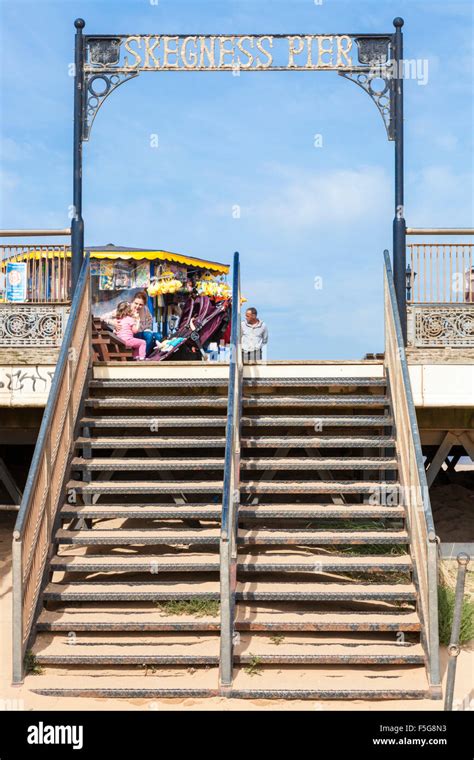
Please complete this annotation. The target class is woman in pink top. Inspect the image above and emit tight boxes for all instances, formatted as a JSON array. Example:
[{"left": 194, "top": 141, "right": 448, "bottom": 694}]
[{"left": 115, "top": 302, "right": 146, "bottom": 360}]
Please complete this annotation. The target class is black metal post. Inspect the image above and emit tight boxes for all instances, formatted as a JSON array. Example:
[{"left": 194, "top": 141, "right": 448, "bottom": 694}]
[
  {"left": 392, "top": 17, "right": 407, "bottom": 342},
  {"left": 71, "top": 18, "right": 85, "bottom": 294}
]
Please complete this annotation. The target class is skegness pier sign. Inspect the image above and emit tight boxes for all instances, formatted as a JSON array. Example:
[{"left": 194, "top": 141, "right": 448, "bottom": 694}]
[{"left": 85, "top": 34, "right": 392, "bottom": 72}]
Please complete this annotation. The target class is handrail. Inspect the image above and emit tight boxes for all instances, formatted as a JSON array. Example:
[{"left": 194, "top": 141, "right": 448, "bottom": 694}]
[
  {"left": 12, "top": 254, "right": 91, "bottom": 683},
  {"left": 219, "top": 251, "right": 242, "bottom": 688},
  {"left": 0, "top": 229, "right": 71, "bottom": 237},
  {"left": 406, "top": 228, "right": 474, "bottom": 236},
  {"left": 383, "top": 249, "right": 440, "bottom": 690}
]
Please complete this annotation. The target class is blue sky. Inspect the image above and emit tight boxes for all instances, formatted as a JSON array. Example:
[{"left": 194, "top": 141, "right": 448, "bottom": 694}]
[{"left": 0, "top": 0, "right": 473, "bottom": 359}]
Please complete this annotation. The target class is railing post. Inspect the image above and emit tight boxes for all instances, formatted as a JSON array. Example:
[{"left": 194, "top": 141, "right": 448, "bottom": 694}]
[
  {"left": 12, "top": 536, "right": 24, "bottom": 684},
  {"left": 428, "top": 538, "right": 441, "bottom": 688},
  {"left": 392, "top": 17, "right": 407, "bottom": 344},
  {"left": 71, "top": 18, "right": 85, "bottom": 294},
  {"left": 219, "top": 251, "right": 241, "bottom": 691},
  {"left": 444, "top": 553, "right": 470, "bottom": 710}
]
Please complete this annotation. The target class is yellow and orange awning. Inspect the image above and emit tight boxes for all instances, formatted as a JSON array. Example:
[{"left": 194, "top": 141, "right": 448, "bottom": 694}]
[{"left": 0, "top": 247, "right": 229, "bottom": 274}]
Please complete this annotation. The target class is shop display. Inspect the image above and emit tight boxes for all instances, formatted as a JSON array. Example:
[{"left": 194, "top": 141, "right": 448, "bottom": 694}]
[{"left": 99, "top": 261, "right": 115, "bottom": 290}]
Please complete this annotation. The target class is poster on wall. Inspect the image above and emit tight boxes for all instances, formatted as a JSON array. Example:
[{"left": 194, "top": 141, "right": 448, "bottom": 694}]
[
  {"left": 6, "top": 262, "right": 27, "bottom": 302},
  {"left": 90, "top": 260, "right": 101, "bottom": 276},
  {"left": 133, "top": 261, "right": 150, "bottom": 289},
  {"left": 99, "top": 261, "right": 115, "bottom": 290},
  {"left": 114, "top": 260, "right": 132, "bottom": 290}
]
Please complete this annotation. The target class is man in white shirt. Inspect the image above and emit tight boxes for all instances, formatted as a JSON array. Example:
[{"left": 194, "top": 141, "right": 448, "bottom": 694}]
[{"left": 241, "top": 307, "right": 268, "bottom": 361}]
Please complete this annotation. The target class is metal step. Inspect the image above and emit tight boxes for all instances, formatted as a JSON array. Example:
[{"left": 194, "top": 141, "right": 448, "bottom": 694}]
[
  {"left": 60, "top": 502, "right": 404, "bottom": 520},
  {"left": 86, "top": 396, "right": 229, "bottom": 408},
  {"left": 55, "top": 527, "right": 221, "bottom": 545},
  {"left": 50, "top": 553, "right": 411, "bottom": 574},
  {"left": 71, "top": 457, "right": 225, "bottom": 471},
  {"left": 76, "top": 436, "right": 227, "bottom": 449},
  {"left": 241, "top": 415, "right": 393, "bottom": 427},
  {"left": 238, "top": 528, "right": 409, "bottom": 544},
  {"left": 89, "top": 377, "right": 386, "bottom": 390},
  {"left": 33, "top": 634, "right": 220, "bottom": 667},
  {"left": 71, "top": 456, "right": 398, "bottom": 472},
  {"left": 235, "top": 582, "right": 416, "bottom": 602},
  {"left": 86, "top": 395, "right": 388, "bottom": 409},
  {"left": 37, "top": 606, "right": 421, "bottom": 633},
  {"left": 242, "top": 396, "right": 389, "bottom": 407},
  {"left": 32, "top": 634, "right": 424, "bottom": 667},
  {"left": 90, "top": 378, "right": 227, "bottom": 389},
  {"left": 81, "top": 416, "right": 228, "bottom": 429},
  {"left": 56, "top": 526, "right": 407, "bottom": 546},
  {"left": 241, "top": 457, "right": 398, "bottom": 470},
  {"left": 61, "top": 504, "right": 222, "bottom": 520},
  {"left": 42, "top": 580, "right": 415, "bottom": 602},
  {"left": 66, "top": 479, "right": 223, "bottom": 495},
  {"left": 43, "top": 580, "right": 221, "bottom": 601},
  {"left": 241, "top": 436, "right": 395, "bottom": 448},
  {"left": 243, "top": 377, "right": 387, "bottom": 387},
  {"left": 37, "top": 605, "right": 223, "bottom": 632},
  {"left": 241, "top": 481, "right": 400, "bottom": 494},
  {"left": 51, "top": 554, "right": 221, "bottom": 573},
  {"left": 239, "top": 504, "right": 405, "bottom": 519},
  {"left": 228, "top": 666, "right": 433, "bottom": 700},
  {"left": 80, "top": 415, "right": 393, "bottom": 429},
  {"left": 235, "top": 608, "right": 422, "bottom": 632}
]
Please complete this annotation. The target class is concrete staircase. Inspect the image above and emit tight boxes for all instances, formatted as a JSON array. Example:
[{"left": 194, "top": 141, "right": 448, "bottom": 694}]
[{"left": 27, "top": 373, "right": 433, "bottom": 700}]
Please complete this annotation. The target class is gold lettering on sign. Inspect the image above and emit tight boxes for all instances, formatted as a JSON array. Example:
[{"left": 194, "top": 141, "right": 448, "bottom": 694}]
[
  {"left": 305, "top": 35, "right": 314, "bottom": 68},
  {"left": 163, "top": 36, "right": 179, "bottom": 68},
  {"left": 336, "top": 35, "right": 352, "bottom": 67},
  {"left": 112, "top": 33, "right": 362, "bottom": 72},
  {"left": 255, "top": 35, "right": 273, "bottom": 68},
  {"left": 199, "top": 36, "right": 216, "bottom": 68},
  {"left": 218, "top": 36, "right": 235, "bottom": 69},
  {"left": 288, "top": 36, "right": 305, "bottom": 67},
  {"left": 124, "top": 36, "right": 142, "bottom": 69},
  {"left": 144, "top": 36, "right": 160, "bottom": 68},
  {"left": 236, "top": 36, "right": 254, "bottom": 68},
  {"left": 182, "top": 36, "right": 198, "bottom": 69},
  {"left": 317, "top": 35, "right": 334, "bottom": 68}
]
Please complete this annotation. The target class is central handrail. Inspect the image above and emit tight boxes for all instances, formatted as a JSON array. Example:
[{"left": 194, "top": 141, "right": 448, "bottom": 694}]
[{"left": 219, "top": 251, "right": 242, "bottom": 688}]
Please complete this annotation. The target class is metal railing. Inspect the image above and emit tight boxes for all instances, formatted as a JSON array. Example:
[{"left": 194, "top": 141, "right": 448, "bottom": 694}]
[
  {"left": 219, "top": 251, "right": 242, "bottom": 688},
  {"left": 1, "top": 245, "right": 71, "bottom": 303},
  {"left": 383, "top": 250, "right": 440, "bottom": 691},
  {"left": 12, "top": 255, "right": 92, "bottom": 683},
  {"left": 444, "top": 553, "right": 470, "bottom": 710},
  {"left": 407, "top": 243, "right": 473, "bottom": 304}
]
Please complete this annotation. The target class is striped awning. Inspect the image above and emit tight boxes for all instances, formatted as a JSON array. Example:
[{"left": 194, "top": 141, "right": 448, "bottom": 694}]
[{"left": 0, "top": 246, "right": 229, "bottom": 274}]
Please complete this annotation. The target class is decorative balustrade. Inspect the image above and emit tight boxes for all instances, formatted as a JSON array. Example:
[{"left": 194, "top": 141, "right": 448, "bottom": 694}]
[
  {"left": 406, "top": 243, "right": 474, "bottom": 348},
  {"left": 0, "top": 304, "right": 70, "bottom": 347}
]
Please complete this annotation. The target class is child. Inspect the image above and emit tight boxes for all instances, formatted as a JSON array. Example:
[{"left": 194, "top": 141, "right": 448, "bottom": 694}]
[{"left": 115, "top": 301, "right": 146, "bottom": 360}]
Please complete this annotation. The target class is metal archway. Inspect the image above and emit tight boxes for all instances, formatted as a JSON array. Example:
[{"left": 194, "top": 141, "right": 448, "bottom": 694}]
[{"left": 71, "top": 18, "right": 407, "bottom": 338}]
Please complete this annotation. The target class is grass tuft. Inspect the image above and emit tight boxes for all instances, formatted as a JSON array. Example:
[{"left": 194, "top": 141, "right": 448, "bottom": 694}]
[
  {"left": 24, "top": 650, "right": 44, "bottom": 675},
  {"left": 156, "top": 598, "right": 220, "bottom": 618},
  {"left": 438, "top": 584, "right": 474, "bottom": 646},
  {"left": 244, "top": 654, "right": 263, "bottom": 676}
]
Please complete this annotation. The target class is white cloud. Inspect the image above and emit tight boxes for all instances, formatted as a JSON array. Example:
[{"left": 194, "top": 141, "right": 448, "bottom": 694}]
[{"left": 247, "top": 164, "right": 392, "bottom": 230}]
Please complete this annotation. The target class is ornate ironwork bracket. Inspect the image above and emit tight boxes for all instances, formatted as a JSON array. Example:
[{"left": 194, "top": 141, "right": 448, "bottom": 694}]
[
  {"left": 338, "top": 35, "right": 394, "bottom": 141},
  {"left": 83, "top": 37, "right": 139, "bottom": 140},
  {"left": 83, "top": 70, "right": 139, "bottom": 141}
]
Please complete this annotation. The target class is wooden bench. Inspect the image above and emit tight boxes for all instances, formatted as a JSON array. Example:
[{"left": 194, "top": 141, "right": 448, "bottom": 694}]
[{"left": 92, "top": 317, "right": 134, "bottom": 362}]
